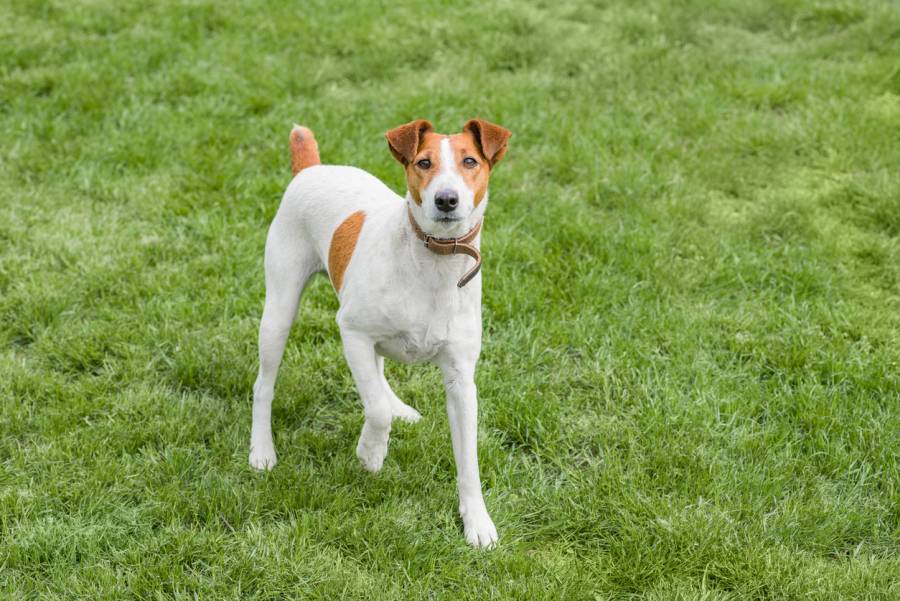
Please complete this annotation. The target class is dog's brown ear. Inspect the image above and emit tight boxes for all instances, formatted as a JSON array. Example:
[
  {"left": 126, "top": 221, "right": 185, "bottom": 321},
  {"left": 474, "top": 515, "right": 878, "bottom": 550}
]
[
  {"left": 464, "top": 119, "right": 512, "bottom": 167},
  {"left": 385, "top": 119, "right": 433, "bottom": 165}
]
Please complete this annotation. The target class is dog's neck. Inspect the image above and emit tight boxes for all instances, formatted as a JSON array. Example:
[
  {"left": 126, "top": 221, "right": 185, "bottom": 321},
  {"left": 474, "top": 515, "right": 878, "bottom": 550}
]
[{"left": 402, "top": 193, "right": 486, "bottom": 289}]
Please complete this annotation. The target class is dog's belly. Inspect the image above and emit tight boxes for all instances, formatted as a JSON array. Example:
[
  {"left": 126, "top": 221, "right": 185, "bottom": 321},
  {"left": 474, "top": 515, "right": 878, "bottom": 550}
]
[{"left": 374, "top": 334, "right": 443, "bottom": 364}]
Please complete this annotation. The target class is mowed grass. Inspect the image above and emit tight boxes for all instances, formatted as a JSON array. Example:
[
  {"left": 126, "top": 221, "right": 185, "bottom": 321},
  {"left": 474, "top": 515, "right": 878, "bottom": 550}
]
[{"left": 1, "top": 0, "right": 899, "bottom": 598}]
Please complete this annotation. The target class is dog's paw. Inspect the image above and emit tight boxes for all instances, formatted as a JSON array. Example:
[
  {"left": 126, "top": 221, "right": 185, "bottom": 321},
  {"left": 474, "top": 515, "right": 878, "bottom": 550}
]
[
  {"left": 461, "top": 503, "right": 498, "bottom": 549},
  {"left": 356, "top": 431, "right": 388, "bottom": 473},
  {"left": 249, "top": 443, "right": 278, "bottom": 471},
  {"left": 391, "top": 399, "right": 422, "bottom": 423}
]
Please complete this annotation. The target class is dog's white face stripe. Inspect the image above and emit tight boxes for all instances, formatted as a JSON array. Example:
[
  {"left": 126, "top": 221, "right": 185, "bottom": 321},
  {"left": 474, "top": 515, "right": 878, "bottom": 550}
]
[
  {"left": 439, "top": 137, "right": 461, "bottom": 182},
  {"left": 419, "top": 137, "right": 477, "bottom": 230}
]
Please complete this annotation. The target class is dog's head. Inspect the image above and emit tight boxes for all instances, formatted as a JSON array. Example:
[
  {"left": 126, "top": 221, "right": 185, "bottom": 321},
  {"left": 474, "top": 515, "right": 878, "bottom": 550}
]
[{"left": 386, "top": 119, "right": 511, "bottom": 236}]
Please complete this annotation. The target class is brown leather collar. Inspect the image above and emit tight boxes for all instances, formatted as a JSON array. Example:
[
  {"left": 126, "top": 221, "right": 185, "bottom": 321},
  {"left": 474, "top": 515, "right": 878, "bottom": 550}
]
[{"left": 407, "top": 207, "right": 482, "bottom": 288}]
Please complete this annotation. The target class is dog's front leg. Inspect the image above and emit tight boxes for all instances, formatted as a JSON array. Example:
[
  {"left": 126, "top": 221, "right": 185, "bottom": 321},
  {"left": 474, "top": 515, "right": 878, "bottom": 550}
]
[
  {"left": 438, "top": 354, "right": 498, "bottom": 548},
  {"left": 341, "top": 330, "right": 392, "bottom": 472}
]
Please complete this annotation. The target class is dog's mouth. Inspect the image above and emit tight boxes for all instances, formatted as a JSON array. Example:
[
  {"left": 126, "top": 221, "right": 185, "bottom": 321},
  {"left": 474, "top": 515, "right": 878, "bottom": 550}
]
[{"left": 435, "top": 216, "right": 463, "bottom": 223}]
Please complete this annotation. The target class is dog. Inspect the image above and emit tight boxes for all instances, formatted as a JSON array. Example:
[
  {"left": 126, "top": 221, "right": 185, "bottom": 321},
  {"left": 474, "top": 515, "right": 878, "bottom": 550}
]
[{"left": 249, "top": 118, "right": 511, "bottom": 547}]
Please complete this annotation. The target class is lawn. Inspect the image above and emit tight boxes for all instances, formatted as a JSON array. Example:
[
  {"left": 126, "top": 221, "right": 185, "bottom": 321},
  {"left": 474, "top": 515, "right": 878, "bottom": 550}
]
[{"left": 1, "top": 0, "right": 899, "bottom": 598}]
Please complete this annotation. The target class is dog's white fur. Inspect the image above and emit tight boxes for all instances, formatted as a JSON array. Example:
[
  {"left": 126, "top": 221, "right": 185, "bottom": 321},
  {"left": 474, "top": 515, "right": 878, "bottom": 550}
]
[{"left": 248, "top": 125, "right": 502, "bottom": 547}]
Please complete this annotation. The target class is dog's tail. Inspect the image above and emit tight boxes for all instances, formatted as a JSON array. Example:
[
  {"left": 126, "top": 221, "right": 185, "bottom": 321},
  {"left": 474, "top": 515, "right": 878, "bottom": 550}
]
[{"left": 290, "top": 125, "right": 321, "bottom": 176}]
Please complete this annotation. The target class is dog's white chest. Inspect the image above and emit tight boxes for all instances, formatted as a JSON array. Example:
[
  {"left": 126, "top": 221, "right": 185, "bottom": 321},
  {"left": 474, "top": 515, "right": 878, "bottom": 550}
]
[
  {"left": 374, "top": 330, "right": 444, "bottom": 363},
  {"left": 370, "top": 301, "right": 455, "bottom": 363},
  {"left": 339, "top": 287, "right": 480, "bottom": 364}
]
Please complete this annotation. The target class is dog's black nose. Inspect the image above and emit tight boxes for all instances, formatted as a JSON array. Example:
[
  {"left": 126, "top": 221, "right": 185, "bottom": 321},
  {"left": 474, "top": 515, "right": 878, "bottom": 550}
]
[{"left": 434, "top": 190, "right": 459, "bottom": 212}]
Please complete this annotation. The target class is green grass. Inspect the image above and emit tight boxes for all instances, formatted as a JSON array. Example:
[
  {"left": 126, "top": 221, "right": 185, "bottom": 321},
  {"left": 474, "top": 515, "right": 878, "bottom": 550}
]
[{"left": 2, "top": 0, "right": 899, "bottom": 598}]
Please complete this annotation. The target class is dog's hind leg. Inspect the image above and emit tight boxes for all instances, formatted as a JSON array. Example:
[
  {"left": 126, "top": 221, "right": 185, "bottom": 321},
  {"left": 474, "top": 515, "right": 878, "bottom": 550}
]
[
  {"left": 340, "top": 330, "right": 405, "bottom": 472},
  {"left": 376, "top": 356, "right": 421, "bottom": 423},
  {"left": 250, "top": 223, "right": 322, "bottom": 471}
]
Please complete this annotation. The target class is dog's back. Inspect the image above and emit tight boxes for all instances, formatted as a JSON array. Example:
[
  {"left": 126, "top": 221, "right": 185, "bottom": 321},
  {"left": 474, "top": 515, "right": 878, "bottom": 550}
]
[{"left": 275, "top": 163, "right": 404, "bottom": 278}]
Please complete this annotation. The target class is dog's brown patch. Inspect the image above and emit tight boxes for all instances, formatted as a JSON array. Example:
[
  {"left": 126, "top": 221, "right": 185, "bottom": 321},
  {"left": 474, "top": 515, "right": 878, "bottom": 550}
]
[
  {"left": 404, "top": 132, "right": 445, "bottom": 205},
  {"left": 386, "top": 120, "right": 447, "bottom": 205},
  {"left": 328, "top": 211, "right": 366, "bottom": 292},
  {"left": 290, "top": 125, "right": 321, "bottom": 176}
]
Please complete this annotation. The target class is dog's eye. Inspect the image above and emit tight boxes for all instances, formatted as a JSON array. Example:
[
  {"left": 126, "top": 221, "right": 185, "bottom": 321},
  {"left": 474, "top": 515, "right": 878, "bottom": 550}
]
[
  {"left": 463, "top": 157, "right": 478, "bottom": 169},
  {"left": 416, "top": 159, "right": 432, "bottom": 170}
]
